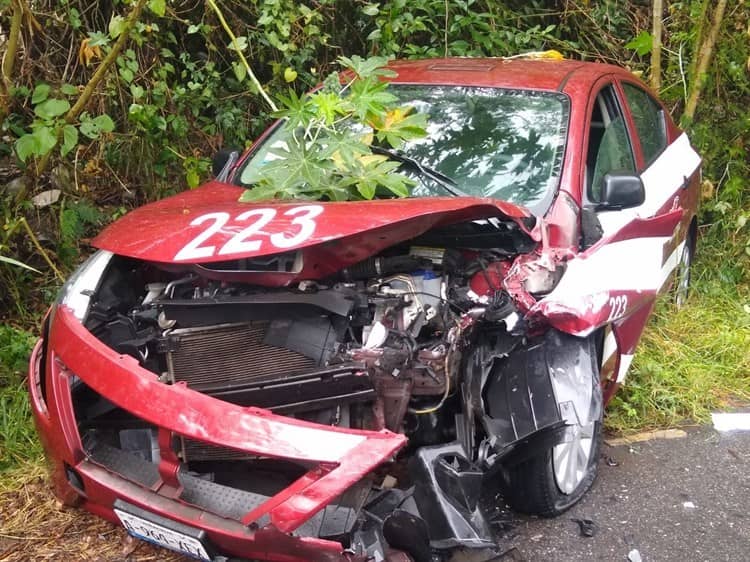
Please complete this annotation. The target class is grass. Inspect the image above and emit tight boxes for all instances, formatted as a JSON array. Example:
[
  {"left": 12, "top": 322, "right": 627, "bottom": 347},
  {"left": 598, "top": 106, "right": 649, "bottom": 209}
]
[{"left": 0, "top": 325, "right": 43, "bottom": 472}]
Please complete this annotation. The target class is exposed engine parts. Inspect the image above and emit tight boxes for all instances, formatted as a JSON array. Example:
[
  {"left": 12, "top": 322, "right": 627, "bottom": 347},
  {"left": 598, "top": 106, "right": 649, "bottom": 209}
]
[{"left": 78, "top": 229, "right": 601, "bottom": 555}]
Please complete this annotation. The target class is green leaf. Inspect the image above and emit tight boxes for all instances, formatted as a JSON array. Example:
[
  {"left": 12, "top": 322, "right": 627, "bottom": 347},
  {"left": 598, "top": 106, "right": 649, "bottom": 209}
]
[
  {"left": 362, "top": 3, "right": 379, "bottom": 16},
  {"left": 87, "top": 31, "right": 110, "bottom": 48},
  {"left": 187, "top": 24, "right": 201, "bottom": 34},
  {"left": 34, "top": 98, "right": 70, "bottom": 120},
  {"left": 92, "top": 114, "right": 115, "bottom": 133},
  {"left": 32, "top": 126, "right": 58, "bottom": 156},
  {"left": 31, "top": 84, "right": 50, "bottom": 105},
  {"left": 337, "top": 55, "right": 396, "bottom": 79},
  {"left": 60, "top": 84, "right": 79, "bottom": 96},
  {"left": 238, "top": 183, "right": 283, "bottom": 202},
  {"left": 14, "top": 134, "right": 38, "bottom": 163},
  {"left": 374, "top": 108, "right": 428, "bottom": 148},
  {"left": 0, "top": 255, "right": 41, "bottom": 273},
  {"left": 625, "top": 31, "right": 653, "bottom": 56},
  {"left": 109, "top": 14, "right": 126, "bottom": 38},
  {"left": 61, "top": 124, "right": 79, "bottom": 157},
  {"left": 232, "top": 61, "right": 247, "bottom": 82},
  {"left": 119, "top": 67, "right": 134, "bottom": 83},
  {"left": 310, "top": 91, "right": 343, "bottom": 125},
  {"left": 130, "top": 84, "right": 145, "bottom": 99},
  {"left": 228, "top": 36, "right": 248, "bottom": 52},
  {"left": 349, "top": 77, "right": 398, "bottom": 121},
  {"left": 148, "top": 0, "right": 166, "bottom": 17},
  {"left": 186, "top": 168, "right": 200, "bottom": 188}
]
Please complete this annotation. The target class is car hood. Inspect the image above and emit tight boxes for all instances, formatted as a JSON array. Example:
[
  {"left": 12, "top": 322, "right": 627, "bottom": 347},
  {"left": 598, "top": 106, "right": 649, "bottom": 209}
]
[{"left": 93, "top": 182, "right": 536, "bottom": 273}]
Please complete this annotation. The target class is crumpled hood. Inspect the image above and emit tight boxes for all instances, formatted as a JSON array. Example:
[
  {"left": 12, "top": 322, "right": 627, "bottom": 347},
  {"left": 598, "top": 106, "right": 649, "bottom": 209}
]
[{"left": 93, "top": 182, "right": 535, "bottom": 275}]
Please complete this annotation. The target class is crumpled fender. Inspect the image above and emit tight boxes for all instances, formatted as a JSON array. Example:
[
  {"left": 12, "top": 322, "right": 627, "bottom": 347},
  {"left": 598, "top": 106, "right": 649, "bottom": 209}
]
[
  {"left": 517, "top": 209, "right": 684, "bottom": 337},
  {"left": 50, "top": 306, "right": 407, "bottom": 533}
]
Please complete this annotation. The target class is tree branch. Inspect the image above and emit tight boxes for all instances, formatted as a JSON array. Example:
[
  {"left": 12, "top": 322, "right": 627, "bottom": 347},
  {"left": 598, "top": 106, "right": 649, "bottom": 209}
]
[
  {"left": 0, "top": 0, "right": 23, "bottom": 122},
  {"left": 206, "top": 0, "right": 277, "bottom": 113},
  {"left": 650, "top": 0, "right": 663, "bottom": 91},
  {"left": 683, "top": 0, "right": 728, "bottom": 123}
]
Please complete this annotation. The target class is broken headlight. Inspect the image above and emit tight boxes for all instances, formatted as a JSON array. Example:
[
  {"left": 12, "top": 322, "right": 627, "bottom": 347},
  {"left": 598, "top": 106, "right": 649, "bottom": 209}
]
[{"left": 55, "top": 250, "right": 113, "bottom": 323}]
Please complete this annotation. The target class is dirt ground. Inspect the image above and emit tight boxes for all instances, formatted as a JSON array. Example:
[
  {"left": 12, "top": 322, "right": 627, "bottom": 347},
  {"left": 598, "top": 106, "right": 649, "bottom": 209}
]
[{"left": 0, "top": 464, "right": 182, "bottom": 562}]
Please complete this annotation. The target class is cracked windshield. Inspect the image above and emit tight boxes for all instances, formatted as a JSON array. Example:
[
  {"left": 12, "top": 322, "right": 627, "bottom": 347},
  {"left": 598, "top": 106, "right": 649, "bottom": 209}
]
[{"left": 239, "top": 86, "right": 569, "bottom": 214}]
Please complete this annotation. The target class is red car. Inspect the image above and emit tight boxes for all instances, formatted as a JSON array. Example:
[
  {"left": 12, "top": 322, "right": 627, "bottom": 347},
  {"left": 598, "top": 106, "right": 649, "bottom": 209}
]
[{"left": 30, "top": 58, "right": 700, "bottom": 562}]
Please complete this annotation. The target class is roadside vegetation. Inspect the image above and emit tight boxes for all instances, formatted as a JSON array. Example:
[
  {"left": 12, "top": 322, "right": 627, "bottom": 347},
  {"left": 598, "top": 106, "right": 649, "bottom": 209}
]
[{"left": 0, "top": 5, "right": 748, "bottom": 547}]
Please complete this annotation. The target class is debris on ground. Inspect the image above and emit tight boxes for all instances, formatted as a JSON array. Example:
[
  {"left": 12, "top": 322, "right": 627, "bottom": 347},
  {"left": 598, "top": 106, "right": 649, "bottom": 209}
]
[
  {"left": 605, "top": 429, "right": 687, "bottom": 447},
  {"left": 627, "top": 548, "right": 643, "bottom": 562},
  {"left": 572, "top": 518, "right": 597, "bottom": 537}
]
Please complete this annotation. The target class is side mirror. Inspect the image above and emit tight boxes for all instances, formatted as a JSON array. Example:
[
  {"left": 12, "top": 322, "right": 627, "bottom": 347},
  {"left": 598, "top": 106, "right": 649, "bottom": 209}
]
[
  {"left": 212, "top": 148, "right": 239, "bottom": 181},
  {"left": 598, "top": 172, "right": 645, "bottom": 210}
]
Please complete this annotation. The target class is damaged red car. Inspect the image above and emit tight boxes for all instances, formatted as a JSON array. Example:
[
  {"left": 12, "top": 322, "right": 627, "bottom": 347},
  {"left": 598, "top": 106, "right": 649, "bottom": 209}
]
[{"left": 29, "top": 58, "right": 701, "bottom": 562}]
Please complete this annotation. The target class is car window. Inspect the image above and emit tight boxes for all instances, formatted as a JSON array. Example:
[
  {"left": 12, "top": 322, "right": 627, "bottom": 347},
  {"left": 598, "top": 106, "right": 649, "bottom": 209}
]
[
  {"left": 237, "top": 86, "right": 570, "bottom": 216},
  {"left": 586, "top": 85, "right": 636, "bottom": 202},
  {"left": 622, "top": 83, "right": 667, "bottom": 165}
]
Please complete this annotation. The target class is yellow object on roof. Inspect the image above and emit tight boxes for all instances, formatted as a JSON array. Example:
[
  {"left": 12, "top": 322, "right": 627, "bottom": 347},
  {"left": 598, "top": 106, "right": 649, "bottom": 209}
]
[{"left": 504, "top": 50, "right": 565, "bottom": 61}]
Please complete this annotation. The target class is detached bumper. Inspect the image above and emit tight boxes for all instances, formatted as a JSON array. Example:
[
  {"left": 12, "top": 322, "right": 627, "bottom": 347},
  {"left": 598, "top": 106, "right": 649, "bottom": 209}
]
[{"left": 29, "top": 307, "right": 407, "bottom": 562}]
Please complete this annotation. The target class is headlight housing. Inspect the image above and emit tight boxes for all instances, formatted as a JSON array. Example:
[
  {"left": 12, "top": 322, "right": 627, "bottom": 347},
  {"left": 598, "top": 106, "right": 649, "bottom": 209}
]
[{"left": 56, "top": 250, "right": 113, "bottom": 323}]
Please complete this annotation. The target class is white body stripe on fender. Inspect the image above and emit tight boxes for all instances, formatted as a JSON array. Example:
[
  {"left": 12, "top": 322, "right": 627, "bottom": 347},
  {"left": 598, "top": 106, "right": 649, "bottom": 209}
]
[
  {"left": 616, "top": 354, "right": 635, "bottom": 383},
  {"left": 598, "top": 133, "right": 701, "bottom": 236}
]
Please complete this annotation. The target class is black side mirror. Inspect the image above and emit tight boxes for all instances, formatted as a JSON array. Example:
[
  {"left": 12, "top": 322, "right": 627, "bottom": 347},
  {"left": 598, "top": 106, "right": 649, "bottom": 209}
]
[
  {"left": 212, "top": 148, "right": 239, "bottom": 180},
  {"left": 598, "top": 172, "right": 645, "bottom": 210}
]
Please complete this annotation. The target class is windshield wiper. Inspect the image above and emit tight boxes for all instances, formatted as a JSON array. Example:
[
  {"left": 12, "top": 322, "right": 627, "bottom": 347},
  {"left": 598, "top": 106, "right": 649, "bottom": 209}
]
[{"left": 370, "top": 145, "right": 469, "bottom": 197}]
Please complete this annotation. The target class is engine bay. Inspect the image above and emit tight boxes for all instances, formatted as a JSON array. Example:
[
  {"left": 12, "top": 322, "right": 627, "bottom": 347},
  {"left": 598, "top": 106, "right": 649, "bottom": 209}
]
[{"left": 68, "top": 218, "right": 602, "bottom": 556}]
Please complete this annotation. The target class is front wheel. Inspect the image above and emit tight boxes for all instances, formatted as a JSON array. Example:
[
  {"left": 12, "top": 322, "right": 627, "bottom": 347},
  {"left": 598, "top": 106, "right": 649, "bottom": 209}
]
[{"left": 501, "top": 417, "right": 602, "bottom": 517}]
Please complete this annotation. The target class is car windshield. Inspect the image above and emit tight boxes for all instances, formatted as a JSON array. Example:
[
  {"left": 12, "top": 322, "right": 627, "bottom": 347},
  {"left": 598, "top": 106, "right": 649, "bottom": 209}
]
[{"left": 236, "top": 86, "right": 569, "bottom": 215}]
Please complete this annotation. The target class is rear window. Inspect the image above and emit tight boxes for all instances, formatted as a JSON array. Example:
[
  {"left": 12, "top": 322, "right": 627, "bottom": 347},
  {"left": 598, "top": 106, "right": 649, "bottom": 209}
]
[{"left": 622, "top": 83, "right": 667, "bottom": 165}]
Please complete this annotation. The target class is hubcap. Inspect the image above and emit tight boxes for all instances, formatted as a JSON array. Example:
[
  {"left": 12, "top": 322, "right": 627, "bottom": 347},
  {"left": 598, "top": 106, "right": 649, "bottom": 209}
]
[
  {"left": 674, "top": 243, "right": 692, "bottom": 307},
  {"left": 552, "top": 421, "right": 596, "bottom": 495}
]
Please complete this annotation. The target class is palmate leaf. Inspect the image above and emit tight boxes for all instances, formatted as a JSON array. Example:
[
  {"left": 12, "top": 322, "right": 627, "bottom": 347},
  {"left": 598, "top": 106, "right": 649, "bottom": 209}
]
[
  {"left": 319, "top": 131, "right": 371, "bottom": 170},
  {"left": 337, "top": 55, "right": 397, "bottom": 79},
  {"left": 336, "top": 157, "right": 414, "bottom": 199},
  {"left": 257, "top": 138, "right": 331, "bottom": 195},
  {"left": 309, "top": 91, "right": 344, "bottom": 126},
  {"left": 373, "top": 108, "right": 428, "bottom": 148},
  {"left": 274, "top": 88, "right": 316, "bottom": 129},
  {"left": 349, "top": 77, "right": 398, "bottom": 122}
]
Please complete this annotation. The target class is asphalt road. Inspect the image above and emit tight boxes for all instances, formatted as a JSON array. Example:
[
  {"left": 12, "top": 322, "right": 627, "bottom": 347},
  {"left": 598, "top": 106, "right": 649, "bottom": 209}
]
[{"left": 450, "top": 426, "right": 750, "bottom": 562}]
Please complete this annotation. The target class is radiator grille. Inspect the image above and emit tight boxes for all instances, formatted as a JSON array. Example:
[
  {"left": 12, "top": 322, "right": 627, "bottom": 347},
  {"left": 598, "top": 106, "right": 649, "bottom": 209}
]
[{"left": 166, "top": 322, "right": 316, "bottom": 392}]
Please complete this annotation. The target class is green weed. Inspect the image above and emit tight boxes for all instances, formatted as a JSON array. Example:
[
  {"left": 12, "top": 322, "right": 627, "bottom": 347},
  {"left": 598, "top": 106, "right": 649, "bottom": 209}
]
[{"left": 0, "top": 325, "right": 42, "bottom": 472}]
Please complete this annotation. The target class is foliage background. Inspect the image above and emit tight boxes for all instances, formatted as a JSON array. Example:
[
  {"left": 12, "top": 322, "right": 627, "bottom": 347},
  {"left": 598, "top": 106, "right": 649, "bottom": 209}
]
[{"left": 0, "top": 0, "right": 748, "bottom": 461}]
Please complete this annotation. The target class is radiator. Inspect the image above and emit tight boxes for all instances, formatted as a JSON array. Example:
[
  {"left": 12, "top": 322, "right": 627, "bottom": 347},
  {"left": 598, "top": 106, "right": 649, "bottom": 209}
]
[{"left": 165, "top": 322, "right": 317, "bottom": 392}]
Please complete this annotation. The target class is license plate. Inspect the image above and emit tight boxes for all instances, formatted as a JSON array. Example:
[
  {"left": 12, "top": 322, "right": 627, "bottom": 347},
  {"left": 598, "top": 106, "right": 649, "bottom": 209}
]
[{"left": 114, "top": 501, "right": 211, "bottom": 561}]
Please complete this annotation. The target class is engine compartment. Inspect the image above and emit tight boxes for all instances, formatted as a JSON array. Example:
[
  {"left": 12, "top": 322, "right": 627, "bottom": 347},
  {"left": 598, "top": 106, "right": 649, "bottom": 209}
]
[
  {"left": 67, "top": 217, "right": 602, "bottom": 555},
  {"left": 81, "top": 226, "right": 527, "bottom": 440}
]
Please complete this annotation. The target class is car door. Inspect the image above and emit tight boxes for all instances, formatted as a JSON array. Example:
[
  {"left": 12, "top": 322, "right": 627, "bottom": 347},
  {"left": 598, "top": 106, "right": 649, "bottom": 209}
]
[{"left": 530, "top": 78, "right": 701, "bottom": 396}]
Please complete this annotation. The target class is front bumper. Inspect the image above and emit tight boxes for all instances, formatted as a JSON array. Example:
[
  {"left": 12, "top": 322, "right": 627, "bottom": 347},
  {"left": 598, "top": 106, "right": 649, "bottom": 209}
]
[{"left": 29, "top": 306, "right": 407, "bottom": 562}]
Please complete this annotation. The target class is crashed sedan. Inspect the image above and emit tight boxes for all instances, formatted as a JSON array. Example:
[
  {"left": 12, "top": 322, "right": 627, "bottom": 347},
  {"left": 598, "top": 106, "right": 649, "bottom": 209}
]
[{"left": 29, "top": 58, "right": 700, "bottom": 562}]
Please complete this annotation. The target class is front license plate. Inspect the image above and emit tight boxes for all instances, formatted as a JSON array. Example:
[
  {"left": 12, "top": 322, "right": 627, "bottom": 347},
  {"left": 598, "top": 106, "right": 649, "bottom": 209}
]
[{"left": 114, "top": 501, "right": 211, "bottom": 561}]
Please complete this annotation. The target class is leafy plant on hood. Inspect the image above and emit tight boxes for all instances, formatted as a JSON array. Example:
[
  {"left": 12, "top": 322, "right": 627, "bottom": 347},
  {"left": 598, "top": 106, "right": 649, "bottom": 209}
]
[{"left": 240, "top": 55, "right": 428, "bottom": 202}]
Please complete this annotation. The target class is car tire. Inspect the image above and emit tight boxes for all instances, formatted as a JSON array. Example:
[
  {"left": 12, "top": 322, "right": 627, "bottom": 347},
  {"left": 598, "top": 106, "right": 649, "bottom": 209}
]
[
  {"left": 673, "top": 230, "right": 694, "bottom": 308},
  {"left": 501, "top": 388, "right": 603, "bottom": 517}
]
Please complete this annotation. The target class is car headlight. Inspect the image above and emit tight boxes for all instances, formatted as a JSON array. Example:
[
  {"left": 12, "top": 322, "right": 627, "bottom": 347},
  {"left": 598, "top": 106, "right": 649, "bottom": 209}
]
[{"left": 56, "top": 250, "right": 114, "bottom": 323}]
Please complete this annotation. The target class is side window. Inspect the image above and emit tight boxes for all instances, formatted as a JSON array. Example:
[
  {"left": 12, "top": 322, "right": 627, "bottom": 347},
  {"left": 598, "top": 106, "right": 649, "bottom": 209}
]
[
  {"left": 622, "top": 83, "right": 667, "bottom": 165},
  {"left": 586, "top": 85, "right": 636, "bottom": 202}
]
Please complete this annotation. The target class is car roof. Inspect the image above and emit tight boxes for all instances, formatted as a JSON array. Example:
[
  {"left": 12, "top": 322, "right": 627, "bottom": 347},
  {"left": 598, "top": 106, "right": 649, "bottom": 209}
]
[{"left": 387, "top": 57, "right": 632, "bottom": 92}]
